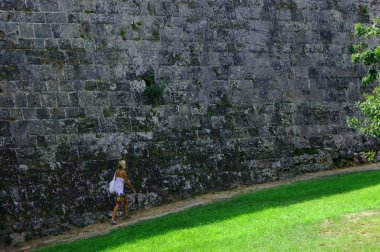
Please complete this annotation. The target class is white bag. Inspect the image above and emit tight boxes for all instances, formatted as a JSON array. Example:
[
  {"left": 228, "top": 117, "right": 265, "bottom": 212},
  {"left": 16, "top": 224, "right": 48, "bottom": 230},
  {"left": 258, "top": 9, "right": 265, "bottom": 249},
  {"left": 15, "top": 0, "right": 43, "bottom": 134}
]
[{"left": 108, "top": 172, "right": 116, "bottom": 194}]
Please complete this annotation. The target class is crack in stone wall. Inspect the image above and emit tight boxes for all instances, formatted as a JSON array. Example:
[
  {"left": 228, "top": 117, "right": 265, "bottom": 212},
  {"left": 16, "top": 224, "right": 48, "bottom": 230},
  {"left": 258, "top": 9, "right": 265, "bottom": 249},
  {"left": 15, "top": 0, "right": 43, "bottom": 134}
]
[{"left": 1, "top": 0, "right": 380, "bottom": 246}]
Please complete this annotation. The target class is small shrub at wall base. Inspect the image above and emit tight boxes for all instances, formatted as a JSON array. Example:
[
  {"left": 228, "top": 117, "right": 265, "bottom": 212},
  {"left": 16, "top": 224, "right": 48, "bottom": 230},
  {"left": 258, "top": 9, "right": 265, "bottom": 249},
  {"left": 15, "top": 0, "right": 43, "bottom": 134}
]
[{"left": 365, "top": 149, "right": 376, "bottom": 162}]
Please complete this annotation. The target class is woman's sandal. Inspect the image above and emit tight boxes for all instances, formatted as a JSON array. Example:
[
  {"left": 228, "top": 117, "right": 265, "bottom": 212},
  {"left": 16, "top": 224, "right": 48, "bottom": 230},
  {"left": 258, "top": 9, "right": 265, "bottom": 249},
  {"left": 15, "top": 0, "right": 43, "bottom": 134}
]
[{"left": 110, "top": 220, "right": 118, "bottom": 225}]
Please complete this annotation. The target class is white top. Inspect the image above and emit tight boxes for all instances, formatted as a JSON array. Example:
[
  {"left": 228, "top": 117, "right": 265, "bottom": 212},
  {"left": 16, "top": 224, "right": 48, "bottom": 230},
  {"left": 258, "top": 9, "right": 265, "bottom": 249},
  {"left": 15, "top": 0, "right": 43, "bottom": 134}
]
[{"left": 114, "top": 177, "right": 124, "bottom": 195}]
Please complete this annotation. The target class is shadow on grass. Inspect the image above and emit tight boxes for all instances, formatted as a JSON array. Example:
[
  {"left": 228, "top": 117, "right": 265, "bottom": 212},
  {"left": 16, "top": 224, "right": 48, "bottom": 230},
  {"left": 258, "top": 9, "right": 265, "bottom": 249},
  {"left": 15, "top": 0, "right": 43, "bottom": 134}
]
[{"left": 40, "top": 170, "right": 380, "bottom": 251}]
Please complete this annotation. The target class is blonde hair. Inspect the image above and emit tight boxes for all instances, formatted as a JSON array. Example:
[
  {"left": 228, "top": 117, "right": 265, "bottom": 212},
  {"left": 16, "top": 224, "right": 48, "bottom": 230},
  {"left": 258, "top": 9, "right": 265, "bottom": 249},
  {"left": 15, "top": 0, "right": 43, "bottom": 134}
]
[{"left": 117, "top": 160, "right": 126, "bottom": 170}]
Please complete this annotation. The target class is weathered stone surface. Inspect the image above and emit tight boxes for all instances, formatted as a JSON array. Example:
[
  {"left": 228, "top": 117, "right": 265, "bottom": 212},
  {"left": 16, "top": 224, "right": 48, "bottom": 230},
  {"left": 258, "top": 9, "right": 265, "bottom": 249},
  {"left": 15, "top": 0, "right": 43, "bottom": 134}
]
[{"left": 1, "top": 0, "right": 380, "bottom": 248}]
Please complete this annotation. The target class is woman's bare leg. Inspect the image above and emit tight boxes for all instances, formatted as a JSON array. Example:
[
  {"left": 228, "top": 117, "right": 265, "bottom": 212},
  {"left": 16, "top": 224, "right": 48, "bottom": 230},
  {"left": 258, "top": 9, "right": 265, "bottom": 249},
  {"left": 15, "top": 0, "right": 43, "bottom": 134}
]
[{"left": 111, "top": 202, "right": 120, "bottom": 221}]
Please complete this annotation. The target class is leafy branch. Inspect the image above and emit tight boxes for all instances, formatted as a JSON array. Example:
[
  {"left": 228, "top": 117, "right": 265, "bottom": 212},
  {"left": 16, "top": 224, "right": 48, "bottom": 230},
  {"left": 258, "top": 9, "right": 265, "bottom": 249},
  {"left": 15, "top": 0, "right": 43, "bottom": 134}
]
[{"left": 348, "top": 18, "right": 380, "bottom": 136}]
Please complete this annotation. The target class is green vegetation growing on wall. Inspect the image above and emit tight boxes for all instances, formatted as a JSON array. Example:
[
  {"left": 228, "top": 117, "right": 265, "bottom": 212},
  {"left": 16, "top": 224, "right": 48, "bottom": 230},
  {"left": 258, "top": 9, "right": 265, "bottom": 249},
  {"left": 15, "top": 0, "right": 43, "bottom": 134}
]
[
  {"left": 79, "top": 22, "right": 91, "bottom": 39},
  {"left": 145, "top": 80, "right": 166, "bottom": 106},
  {"left": 119, "top": 27, "right": 127, "bottom": 40},
  {"left": 138, "top": 72, "right": 167, "bottom": 106},
  {"left": 276, "top": 1, "right": 297, "bottom": 10},
  {"left": 152, "top": 29, "right": 160, "bottom": 41},
  {"left": 131, "top": 20, "right": 143, "bottom": 31}
]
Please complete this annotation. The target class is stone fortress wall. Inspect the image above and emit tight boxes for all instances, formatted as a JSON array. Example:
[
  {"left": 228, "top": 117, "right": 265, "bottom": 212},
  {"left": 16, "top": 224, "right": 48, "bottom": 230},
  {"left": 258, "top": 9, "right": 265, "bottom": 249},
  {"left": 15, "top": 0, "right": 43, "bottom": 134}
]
[{"left": 1, "top": 0, "right": 380, "bottom": 245}]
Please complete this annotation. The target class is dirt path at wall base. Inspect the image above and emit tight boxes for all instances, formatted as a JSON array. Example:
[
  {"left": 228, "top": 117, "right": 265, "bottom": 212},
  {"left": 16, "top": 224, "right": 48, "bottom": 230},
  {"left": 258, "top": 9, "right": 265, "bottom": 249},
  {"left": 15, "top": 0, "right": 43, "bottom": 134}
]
[{"left": 8, "top": 163, "right": 380, "bottom": 252}]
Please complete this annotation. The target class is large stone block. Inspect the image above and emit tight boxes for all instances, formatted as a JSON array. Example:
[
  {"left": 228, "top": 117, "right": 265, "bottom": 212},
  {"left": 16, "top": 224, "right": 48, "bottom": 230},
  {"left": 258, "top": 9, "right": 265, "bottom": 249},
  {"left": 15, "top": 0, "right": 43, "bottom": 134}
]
[
  {"left": 13, "top": 93, "right": 28, "bottom": 108},
  {"left": 59, "top": 24, "right": 81, "bottom": 38},
  {"left": 26, "top": 93, "right": 41, "bottom": 108},
  {"left": 0, "top": 65, "right": 20, "bottom": 81},
  {"left": 0, "top": 148, "right": 17, "bottom": 165},
  {"left": 39, "top": 0, "right": 59, "bottom": 12},
  {"left": 18, "top": 23, "right": 35, "bottom": 39},
  {"left": 33, "top": 24, "right": 53, "bottom": 38},
  {"left": 41, "top": 93, "right": 57, "bottom": 107},
  {"left": 45, "top": 13, "right": 68, "bottom": 24},
  {"left": 0, "top": 0, "right": 26, "bottom": 11},
  {"left": 64, "top": 107, "right": 84, "bottom": 118},
  {"left": 56, "top": 93, "right": 70, "bottom": 107},
  {"left": 0, "top": 95, "right": 14, "bottom": 108},
  {"left": 21, "top": 109, "right": 36, "bottom": 120},
  {"left": 0, "top": 120, "right": 11, "bottom": 136}
]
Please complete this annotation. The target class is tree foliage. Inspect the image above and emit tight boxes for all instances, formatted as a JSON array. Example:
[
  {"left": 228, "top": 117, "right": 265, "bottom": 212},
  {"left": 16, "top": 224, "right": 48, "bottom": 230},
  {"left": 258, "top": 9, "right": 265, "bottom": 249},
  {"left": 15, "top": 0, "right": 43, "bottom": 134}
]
[{"left": 348, "top": 18, "right": 380, "bottom": 136}]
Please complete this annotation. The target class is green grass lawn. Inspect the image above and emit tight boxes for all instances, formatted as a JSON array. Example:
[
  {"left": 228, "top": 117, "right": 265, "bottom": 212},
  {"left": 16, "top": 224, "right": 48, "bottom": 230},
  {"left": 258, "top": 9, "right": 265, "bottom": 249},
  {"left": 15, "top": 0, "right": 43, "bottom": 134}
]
[{"left": 39, "top": 170, "right": 380, "bottom": 252}]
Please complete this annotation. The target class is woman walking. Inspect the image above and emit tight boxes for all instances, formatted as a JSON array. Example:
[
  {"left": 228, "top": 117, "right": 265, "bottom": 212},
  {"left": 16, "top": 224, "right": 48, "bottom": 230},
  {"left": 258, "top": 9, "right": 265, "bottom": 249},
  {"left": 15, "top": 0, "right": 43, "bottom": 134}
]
[{"left": 110, "top": 160, "right": 137, "bottom": 225}]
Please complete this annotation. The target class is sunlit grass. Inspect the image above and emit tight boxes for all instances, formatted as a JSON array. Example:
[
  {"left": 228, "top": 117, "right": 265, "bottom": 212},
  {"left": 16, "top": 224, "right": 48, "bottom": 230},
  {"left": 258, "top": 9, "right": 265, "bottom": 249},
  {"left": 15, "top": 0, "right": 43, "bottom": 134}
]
[{"left": 39, "top": 170, "right": 380, "bottom": 252}]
